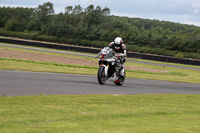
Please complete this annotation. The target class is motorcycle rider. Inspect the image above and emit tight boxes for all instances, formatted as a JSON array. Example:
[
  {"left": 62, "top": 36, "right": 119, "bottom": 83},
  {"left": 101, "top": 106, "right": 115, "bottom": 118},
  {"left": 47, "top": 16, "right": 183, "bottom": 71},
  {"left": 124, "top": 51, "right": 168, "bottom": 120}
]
[{"left": 109, "top": 37, "right": 127, "bottom": 77}]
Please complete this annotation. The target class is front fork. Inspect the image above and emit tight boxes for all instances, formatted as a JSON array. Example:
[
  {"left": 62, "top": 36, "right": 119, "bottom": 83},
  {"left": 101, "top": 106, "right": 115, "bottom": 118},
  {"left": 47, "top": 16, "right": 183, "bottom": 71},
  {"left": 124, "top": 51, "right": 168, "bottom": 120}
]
[
  {"left": 101, "top": 64, "right": 108, "bottom": 76},
  {"left": 99, "top": 61, "right": 115, "bottom": 78}
]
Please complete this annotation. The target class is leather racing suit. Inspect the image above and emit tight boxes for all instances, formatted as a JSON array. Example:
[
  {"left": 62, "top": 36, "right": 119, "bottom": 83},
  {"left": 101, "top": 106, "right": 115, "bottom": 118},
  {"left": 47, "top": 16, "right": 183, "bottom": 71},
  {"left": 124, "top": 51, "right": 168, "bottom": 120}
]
[{"left": 109, "top": 42, "right": 126, "bottom": 76}]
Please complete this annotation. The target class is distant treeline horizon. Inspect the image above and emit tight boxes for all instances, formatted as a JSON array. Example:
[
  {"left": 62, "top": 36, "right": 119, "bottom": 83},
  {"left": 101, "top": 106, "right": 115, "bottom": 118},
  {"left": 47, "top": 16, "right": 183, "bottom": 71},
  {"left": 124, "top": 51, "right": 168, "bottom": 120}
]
[{"left": 0, "top": 2, "right": 200, "bottom": 59}]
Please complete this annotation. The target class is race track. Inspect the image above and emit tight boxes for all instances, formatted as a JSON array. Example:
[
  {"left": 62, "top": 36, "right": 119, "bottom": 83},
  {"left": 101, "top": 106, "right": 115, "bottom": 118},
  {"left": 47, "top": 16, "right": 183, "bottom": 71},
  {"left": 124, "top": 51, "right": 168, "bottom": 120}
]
[{"left": 0, "top": 70, "right": 199, "bottom": 96}]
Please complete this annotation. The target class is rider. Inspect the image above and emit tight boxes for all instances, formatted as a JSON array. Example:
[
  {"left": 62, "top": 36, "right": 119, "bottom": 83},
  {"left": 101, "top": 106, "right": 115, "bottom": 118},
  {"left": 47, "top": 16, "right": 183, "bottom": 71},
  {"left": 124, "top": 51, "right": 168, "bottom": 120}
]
[{"left": 109, "top": 37, "right": 127, "bottom": 76}]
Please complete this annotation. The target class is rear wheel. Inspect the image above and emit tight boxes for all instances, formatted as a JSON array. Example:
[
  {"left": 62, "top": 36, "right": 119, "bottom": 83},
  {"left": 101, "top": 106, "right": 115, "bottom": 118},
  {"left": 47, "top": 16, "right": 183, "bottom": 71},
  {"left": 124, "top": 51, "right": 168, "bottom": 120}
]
[
  {"left": 115, "top": 72, "right": 125, "bottom": 86},
  {"left": 97, "top": 66, "right": 107, "bottom": 85}
]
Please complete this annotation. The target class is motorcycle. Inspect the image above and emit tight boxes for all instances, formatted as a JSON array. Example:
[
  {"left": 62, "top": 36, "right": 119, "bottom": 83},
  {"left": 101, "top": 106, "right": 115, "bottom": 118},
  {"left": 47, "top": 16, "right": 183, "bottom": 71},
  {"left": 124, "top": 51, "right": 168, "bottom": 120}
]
[{"left": 96, "top": 47, "right": 125, "bottom": 86}]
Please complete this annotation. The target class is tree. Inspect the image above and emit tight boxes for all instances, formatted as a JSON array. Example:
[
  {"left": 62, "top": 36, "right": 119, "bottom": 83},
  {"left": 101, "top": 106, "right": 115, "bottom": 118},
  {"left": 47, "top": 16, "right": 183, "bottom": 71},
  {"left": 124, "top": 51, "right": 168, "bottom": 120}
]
[
  {"left": 65, "top": 6, "right": 73, "bottom": 14},
  {"left": 35, "top": 2, "right": 54, "bottom": 23},
  {"left": 5, "top": 19, "right": 20, "bottom": 31},
  {"left": 5, "top": 17, "right": 26, "bottom": 31},
  {"left": 73, "top": 5, "right": 83, "bottom": 15},
  {"left": 83, "top": 5, "right": 110, "bottom": 27},
  {"left": 102, "top": 7, "right": 110, "bottom": 16}
]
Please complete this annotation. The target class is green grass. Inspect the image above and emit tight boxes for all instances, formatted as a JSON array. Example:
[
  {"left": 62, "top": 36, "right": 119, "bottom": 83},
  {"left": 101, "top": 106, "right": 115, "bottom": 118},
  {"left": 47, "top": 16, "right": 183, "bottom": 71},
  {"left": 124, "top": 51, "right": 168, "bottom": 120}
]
[
  {"left": 0, "top": 58, "right": 98, "bottom": 76},
  {"left": 0, "top": 95, "right": 200, "bottom": 133},
  {"left": 128, "top": 58, "right": 200, "bottom": 69},
  {"left": 125, "top": 61, "right": 200, "bottom": 84}
]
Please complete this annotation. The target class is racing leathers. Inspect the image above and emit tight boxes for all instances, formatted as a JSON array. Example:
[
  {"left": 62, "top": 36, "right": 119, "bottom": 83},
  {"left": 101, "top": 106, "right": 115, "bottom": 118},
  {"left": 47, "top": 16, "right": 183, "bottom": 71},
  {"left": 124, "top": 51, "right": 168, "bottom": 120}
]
[{"left": 109, "top": 42, "right": 126, "bottom": 76}]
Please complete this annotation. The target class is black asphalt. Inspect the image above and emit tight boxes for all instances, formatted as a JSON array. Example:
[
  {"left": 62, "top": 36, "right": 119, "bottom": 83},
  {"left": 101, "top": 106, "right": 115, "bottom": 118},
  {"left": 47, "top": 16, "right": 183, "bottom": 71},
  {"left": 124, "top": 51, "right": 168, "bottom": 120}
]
[{"left": 0, "top": 70, "right": 199, "bottom": 96}]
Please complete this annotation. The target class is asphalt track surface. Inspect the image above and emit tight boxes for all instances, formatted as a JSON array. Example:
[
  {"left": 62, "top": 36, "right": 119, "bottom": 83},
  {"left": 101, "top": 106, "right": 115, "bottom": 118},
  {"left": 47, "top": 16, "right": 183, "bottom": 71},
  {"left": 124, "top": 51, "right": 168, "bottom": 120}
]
[
  {"left": 0, "top": 70, "right": 200, "bottom": 96},
  {"left": 1, "top": 43, "right": 200, "bottom": 71}
]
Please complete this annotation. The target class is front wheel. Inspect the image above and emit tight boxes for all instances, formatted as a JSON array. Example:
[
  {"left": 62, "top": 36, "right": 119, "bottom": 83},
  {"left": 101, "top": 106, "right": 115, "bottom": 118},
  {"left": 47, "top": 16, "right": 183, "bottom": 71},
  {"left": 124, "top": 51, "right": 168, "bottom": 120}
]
[{"left": 97, "top": 66, "right": 107, "bottom": 85}]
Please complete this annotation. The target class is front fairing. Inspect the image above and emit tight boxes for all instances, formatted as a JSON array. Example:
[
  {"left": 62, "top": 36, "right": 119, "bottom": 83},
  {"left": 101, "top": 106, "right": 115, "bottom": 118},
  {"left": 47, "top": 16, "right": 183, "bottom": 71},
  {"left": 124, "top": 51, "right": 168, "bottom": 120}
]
[
  {"left": 98, "top": 47, "right": 115, "bottom": 62},
  {"left": 97, "top": 47, "right": 118, "bottom": 78}
]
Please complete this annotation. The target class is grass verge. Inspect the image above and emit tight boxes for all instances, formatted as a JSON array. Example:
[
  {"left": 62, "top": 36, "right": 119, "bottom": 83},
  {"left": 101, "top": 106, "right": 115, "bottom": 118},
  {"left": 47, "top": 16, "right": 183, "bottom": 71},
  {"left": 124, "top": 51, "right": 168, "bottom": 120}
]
[{"left": 0, "top": 94, "right": 200, "bottom": 133}]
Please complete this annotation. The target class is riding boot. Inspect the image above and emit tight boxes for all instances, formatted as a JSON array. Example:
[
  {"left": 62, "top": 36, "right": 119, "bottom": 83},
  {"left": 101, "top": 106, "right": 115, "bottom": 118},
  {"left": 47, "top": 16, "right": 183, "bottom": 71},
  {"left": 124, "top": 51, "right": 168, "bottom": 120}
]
[{"left": 120, "top": 65, "right": 125, "bottom": 76}]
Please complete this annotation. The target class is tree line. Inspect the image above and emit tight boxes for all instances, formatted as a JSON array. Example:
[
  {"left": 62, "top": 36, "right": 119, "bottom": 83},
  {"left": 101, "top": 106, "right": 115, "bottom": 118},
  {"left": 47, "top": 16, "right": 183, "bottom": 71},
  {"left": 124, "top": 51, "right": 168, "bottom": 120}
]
[{"left": 0, "top": 2, "right": 200, "bottom": 59}]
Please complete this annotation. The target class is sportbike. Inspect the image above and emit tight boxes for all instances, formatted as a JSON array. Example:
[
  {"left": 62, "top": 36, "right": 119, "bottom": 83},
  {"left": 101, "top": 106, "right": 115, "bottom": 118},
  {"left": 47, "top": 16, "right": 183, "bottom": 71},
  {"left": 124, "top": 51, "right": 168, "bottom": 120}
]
[{"left": 96, "top": 47, "right": 125, "bottom": 86}]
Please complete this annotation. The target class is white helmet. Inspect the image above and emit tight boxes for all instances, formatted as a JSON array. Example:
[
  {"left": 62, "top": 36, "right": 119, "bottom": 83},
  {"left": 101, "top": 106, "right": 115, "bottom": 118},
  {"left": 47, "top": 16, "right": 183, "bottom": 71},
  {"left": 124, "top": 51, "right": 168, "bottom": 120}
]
[{"left": 114, "top": 37, "right": 123, "bottom": 49}]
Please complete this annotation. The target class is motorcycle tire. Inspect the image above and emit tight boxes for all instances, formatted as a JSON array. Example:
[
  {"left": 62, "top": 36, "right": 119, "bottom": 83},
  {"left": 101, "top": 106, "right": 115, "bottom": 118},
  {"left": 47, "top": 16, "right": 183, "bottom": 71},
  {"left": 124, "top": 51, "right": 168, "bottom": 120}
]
[
  {"left": 97, "top": 66, "right": 107, "bottom": 85},
  {"left": 115, "top": 72, "right": 125, "bottom": 86}
]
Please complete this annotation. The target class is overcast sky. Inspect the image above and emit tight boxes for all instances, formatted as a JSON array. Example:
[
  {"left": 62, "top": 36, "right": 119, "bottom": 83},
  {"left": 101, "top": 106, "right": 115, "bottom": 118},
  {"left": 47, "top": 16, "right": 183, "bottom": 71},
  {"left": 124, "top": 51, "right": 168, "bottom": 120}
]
[{"left": 1, "top": 0, "right": 200, "bottom": 26}]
